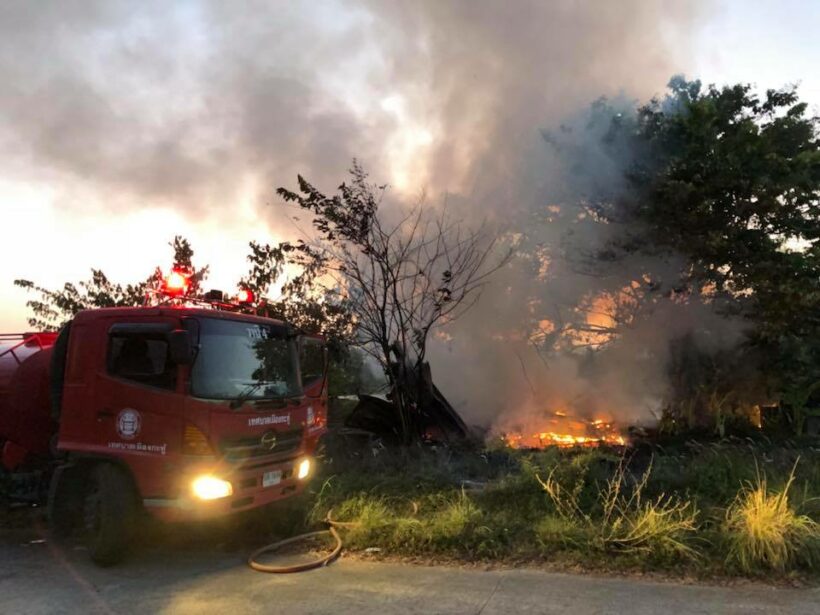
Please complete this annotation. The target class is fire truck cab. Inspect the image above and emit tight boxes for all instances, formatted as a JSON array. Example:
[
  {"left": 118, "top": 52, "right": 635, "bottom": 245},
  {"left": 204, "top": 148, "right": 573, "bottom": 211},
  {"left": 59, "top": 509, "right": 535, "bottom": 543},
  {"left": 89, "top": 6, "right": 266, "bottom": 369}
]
[{"left": 1, "top": 304, "right": 328, "bottom": 565}]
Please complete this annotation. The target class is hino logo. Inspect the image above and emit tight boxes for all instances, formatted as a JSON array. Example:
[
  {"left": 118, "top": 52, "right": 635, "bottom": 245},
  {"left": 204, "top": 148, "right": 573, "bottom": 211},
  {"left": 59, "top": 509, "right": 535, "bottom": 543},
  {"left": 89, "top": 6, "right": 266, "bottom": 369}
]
[{"left": 260, "top": 431, "right": 278, "bottom": 450}]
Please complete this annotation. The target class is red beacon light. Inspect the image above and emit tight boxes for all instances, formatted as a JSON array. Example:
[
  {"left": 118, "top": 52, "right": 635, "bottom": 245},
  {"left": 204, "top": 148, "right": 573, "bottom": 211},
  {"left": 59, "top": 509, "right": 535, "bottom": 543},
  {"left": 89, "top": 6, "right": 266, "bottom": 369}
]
[
  {"left": 164, "top": 270, "right": 190, "bottom": 296},
  {"left": 236, "top": 289, "right": 255, "bottom": 304}
]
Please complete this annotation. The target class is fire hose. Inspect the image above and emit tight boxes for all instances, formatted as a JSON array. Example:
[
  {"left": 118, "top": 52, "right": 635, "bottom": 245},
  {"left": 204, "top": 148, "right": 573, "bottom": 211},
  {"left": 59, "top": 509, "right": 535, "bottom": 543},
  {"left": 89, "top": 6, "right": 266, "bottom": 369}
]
[
  {"left": 247, "top": 502, "right": 418, "bottom": 573},
  {"left": 246, "top": 510, "right": 357, "bottom": 573}
]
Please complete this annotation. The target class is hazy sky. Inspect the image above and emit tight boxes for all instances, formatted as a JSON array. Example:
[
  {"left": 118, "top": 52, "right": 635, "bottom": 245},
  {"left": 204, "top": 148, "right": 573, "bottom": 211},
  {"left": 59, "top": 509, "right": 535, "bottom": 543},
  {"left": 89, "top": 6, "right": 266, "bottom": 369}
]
[
  {"left": 694, "top": 0, "right": 819, "bottom": 111},
  {"left": 1, "top": 0, "right": 817, "bottom": 331}
]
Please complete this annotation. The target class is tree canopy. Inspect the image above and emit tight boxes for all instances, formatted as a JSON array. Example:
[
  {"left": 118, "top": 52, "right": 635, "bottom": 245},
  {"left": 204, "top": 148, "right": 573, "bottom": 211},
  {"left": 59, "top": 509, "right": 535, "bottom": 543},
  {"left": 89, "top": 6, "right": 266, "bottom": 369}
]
[
  {"left": 14, "top": 235, "right": 206, "bottom": 330},
  {"left": 535, "top": 77, "right": 820, "bottom": 430}
]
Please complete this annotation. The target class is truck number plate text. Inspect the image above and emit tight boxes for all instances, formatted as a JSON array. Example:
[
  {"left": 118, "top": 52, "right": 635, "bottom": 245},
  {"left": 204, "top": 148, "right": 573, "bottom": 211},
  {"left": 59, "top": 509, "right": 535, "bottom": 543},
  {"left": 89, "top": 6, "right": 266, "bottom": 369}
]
[{"left": 262, "top": 470, "right": 282, "bottom": 487}]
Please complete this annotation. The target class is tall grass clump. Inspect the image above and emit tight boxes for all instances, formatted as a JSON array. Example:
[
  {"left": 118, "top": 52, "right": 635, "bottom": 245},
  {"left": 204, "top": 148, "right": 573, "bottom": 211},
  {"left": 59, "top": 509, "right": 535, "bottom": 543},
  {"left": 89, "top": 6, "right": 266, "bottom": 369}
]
[
  {"left": 724, "top": 464, "right": 819, "bottom": 572},
  {"left": 311, "top": 485, "right": 491, "bottom": 556},
  {"left": 324, "top": 494, "right": 395, "bottom": 546},
  {"left": 391, "top": 490, "right": 495, "bottom": 555},
  {"left": 538, "top": 459, "right": 700, "bottom": 561},
  {"left": 426, "top": 491, "right": 482, "bottom": 540}
]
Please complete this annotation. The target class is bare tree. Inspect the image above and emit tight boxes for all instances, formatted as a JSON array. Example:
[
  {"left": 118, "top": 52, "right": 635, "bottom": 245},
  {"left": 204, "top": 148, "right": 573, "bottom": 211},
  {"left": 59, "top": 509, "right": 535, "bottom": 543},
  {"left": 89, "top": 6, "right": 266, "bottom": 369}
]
[{"left": 277, "top": 162, "right": 510, "bottom": 442}]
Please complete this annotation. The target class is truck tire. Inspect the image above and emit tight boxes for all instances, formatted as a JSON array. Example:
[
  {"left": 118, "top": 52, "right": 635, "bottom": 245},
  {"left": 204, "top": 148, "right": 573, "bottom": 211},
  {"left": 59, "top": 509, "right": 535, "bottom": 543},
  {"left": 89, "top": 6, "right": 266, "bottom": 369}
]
[{"left": 82, "top": 463, "right": 137, "bottom": 566}]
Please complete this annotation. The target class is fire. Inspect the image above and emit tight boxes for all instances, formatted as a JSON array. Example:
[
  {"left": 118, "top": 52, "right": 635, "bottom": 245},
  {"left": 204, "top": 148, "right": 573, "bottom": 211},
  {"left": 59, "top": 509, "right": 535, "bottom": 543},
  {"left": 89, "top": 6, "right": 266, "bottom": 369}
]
[{"left": 502, "top": 412, "right": 626, "bottom": 449}]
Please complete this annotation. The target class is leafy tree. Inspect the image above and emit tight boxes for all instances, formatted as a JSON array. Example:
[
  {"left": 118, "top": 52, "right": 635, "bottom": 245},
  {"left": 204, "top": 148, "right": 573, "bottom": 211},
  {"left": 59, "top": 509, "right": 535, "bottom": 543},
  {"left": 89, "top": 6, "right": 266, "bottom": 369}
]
[
  {"left": 539, "top": 77, "right": 820, "bottom": 430},
  {"left": 167, "top": 235, "right": 210, "bottom": 296},
  {"left": 13, "top": 272, "right": 147, "bottom": 331},
  {"left": 628, "top": 79, "right": 820, "bottom": 413},
  {"left": 630, "top": 79, "right": 820, "bottom": 326},
  {"left": 14, "top": 236, "right": 207, "bottom": 330},
  {"left": 239, "top": 240, "right": 354, "bottom": 350}
]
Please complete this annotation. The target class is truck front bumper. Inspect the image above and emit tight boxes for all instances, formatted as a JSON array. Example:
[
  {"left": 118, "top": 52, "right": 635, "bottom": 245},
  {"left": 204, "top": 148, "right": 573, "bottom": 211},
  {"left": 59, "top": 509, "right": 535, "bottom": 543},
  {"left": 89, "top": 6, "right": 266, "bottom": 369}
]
[{"left": 143, "top": 456, "right": 313, "bottom": 522}]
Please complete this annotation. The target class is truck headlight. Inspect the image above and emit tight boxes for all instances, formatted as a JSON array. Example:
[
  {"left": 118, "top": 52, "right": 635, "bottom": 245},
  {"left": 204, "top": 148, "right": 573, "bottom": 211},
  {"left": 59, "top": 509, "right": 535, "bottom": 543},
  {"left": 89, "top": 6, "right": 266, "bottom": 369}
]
[
  {"left": 297, "top": 458, "right": 311, "bottom": 480},
  {"left": 191, "top": 475, "right": 233, "bottom": 500}
]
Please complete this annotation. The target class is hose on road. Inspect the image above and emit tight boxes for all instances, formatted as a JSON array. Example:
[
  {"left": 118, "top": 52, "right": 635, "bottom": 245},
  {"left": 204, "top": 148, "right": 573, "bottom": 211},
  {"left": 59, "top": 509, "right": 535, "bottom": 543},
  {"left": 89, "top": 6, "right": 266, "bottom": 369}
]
[
  {"left": 247, "top": 500, "right": 419, "bottom": 574},
  {"left": 246, "top": 510, "right": 357, "bottom": 574}
]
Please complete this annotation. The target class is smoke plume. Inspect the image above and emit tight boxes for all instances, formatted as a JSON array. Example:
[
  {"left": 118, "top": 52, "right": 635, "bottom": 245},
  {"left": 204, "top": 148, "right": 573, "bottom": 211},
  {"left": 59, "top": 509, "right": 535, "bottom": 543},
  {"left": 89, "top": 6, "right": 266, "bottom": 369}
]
[{"left": 0, "top": 1, "right": 720, "bottom": 427}]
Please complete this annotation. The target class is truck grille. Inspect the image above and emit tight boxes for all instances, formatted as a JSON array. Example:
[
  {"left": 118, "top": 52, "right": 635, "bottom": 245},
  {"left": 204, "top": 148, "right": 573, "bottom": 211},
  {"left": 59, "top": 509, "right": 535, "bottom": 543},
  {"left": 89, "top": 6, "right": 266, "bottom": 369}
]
[{"left": 220, "top": 428, "right": 304, "bottom": 461}]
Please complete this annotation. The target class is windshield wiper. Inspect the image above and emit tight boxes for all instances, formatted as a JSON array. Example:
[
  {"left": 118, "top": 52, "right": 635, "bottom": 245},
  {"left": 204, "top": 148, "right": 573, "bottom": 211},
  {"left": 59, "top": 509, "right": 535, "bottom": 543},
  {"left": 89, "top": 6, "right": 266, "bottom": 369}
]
[
  {"left": 229, "top": 382, "right": 267, "bottom": 410},
  {"left": 229, "top": 383, "right": 301, "bottom": 410}
]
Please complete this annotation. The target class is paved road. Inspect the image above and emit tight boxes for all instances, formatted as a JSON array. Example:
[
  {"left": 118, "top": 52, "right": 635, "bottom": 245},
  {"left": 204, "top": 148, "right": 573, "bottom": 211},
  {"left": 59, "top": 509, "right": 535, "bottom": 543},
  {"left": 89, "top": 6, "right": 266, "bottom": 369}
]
[{"left": 1, "top": 527, "right": 817, "bottom": 614}]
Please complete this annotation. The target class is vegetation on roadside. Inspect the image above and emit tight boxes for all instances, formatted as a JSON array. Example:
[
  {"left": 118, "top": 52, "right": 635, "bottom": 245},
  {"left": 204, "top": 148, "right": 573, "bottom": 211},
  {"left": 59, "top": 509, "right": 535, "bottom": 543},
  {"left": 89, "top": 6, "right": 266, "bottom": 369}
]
[
  {"left": 288, "top": 440, "right": 820, "bottom": 580},
  {"left": 724, "top": 465, "right": 820, "bottom": 572}
]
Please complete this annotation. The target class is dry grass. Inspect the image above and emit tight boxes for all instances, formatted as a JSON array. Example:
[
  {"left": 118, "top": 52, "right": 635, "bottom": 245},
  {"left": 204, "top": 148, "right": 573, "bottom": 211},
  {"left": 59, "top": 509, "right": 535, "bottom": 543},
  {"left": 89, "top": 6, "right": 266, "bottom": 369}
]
[
  {"left": 724, "top": 464, "right": 819, "bottom": 572},
  {"left": 538, "top": 460, "right": 700, "bottom": 560}
]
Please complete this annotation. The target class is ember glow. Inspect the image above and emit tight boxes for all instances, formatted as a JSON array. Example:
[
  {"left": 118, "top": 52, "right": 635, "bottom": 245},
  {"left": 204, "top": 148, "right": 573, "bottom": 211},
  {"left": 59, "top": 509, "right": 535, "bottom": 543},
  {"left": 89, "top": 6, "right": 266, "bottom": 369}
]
[{"left": 502, "top": 413, "right": 626, "bottom": 449}]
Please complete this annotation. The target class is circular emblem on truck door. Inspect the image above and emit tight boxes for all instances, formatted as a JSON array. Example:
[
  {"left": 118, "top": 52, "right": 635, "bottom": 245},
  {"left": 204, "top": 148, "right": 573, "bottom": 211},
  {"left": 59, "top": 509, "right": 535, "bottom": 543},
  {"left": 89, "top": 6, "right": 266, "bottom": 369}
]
[
  {"left": 260, "top": 431, "right": 278, "bottom": 451},
  {"left": 117, "top": 408, "right": 141, "bottom": 440}
]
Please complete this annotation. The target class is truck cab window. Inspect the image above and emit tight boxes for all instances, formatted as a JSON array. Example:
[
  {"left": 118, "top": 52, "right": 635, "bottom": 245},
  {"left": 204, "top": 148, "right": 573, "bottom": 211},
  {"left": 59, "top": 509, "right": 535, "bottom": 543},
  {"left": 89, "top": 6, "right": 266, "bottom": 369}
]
[{"left": 108, "top": 334, "right": 175, "bottom": 390}]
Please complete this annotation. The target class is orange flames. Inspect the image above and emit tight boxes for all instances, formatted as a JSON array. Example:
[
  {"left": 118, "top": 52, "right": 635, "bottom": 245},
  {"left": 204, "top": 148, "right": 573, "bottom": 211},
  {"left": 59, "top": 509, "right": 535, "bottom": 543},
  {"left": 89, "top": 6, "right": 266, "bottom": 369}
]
[{"left": 503, "top": 414, "right": 626, "bottom": 449}]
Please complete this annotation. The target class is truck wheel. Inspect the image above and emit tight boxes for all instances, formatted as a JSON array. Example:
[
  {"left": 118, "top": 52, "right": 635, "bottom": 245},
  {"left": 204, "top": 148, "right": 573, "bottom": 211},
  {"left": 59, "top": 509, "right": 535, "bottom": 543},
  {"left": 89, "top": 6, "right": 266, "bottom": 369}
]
[{"left": 82, "top": 464, "right": 137, "bottom": 566}]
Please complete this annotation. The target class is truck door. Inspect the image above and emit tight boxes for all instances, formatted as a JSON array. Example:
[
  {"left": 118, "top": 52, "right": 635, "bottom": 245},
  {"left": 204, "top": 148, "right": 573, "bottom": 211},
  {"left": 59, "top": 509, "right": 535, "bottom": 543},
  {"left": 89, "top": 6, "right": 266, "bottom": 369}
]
[
  {"left": 299, "top": 336, "right": 328, "bottom": 433},
  {"left": 92, "top": 321, "right": 185, "bottom": 496}
]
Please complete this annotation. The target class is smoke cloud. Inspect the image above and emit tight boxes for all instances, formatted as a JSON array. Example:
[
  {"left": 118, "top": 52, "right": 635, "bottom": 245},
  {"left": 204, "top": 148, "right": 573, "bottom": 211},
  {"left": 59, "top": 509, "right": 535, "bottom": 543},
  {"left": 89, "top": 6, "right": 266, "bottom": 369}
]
[
  {"left": 0, "top": 1, "right": 704, "bottom": 208},
  {"left": 0, "top": 1, "right": 718, "bottom": 427}
]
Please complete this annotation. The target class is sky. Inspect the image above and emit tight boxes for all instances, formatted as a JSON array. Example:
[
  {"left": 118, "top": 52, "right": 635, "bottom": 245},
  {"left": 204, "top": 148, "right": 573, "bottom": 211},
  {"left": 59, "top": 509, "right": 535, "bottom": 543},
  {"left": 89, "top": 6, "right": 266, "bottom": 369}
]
[
  {"left": 693, "top": 0, "right": 820, "bottom": 112},
  {"left": 0, "top": 0, "right": 818, "bottom": 332}
]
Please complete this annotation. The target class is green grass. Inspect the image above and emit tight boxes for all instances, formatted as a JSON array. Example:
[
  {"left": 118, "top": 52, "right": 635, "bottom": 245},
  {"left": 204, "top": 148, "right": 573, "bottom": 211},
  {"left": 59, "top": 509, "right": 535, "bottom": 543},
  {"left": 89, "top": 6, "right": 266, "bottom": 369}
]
[{"left": 295, "top": 440, "right": 820, "bottom": 579}]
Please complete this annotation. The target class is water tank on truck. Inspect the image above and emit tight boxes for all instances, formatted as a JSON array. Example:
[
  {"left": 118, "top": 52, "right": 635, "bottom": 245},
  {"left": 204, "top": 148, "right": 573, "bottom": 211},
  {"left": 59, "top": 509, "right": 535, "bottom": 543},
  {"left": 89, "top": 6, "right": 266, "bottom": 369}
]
[{"left": 0, "top": 332, "right": 58, "bottom": 471}]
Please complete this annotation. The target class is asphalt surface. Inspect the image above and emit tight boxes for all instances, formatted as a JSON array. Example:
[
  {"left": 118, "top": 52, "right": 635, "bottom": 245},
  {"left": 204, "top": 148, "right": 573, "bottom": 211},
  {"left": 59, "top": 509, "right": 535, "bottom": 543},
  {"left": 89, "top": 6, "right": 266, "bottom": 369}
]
[{"left": 1, "top": 526, "right": 818, "bottom": 614}]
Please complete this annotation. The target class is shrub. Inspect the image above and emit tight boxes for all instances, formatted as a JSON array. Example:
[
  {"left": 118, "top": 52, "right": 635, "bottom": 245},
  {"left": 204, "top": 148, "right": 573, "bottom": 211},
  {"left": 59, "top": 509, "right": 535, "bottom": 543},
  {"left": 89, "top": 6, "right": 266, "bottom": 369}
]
[{"left": 724, "top": 465, "right": 820, "bottom": 572}]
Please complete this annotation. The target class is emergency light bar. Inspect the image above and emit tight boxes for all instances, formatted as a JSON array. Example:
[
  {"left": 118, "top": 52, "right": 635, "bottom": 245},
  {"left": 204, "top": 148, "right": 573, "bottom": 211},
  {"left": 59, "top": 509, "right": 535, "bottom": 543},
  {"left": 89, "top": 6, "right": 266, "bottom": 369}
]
[
  {"left": 164, "top": 270, "right": 190, "bottom": 296},
  {"left": 237, "top": 289, "right": 255, "bottom": 304}
]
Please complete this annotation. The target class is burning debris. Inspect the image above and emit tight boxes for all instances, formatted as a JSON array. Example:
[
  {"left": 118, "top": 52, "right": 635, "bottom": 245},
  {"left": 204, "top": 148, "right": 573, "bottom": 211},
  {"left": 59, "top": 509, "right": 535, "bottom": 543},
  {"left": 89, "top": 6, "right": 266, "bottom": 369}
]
[
  {"left": 345, "top": 357, "right": 471, "bottom": 446},
  {"left": 500, "top": 411, "right": 626, "bottom": 449}
]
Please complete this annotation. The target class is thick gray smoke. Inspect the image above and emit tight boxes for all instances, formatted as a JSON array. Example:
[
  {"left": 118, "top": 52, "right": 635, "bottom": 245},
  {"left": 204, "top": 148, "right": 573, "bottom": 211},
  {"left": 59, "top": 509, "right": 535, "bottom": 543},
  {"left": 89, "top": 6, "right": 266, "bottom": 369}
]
[
  {"left": 0, "top": 1, "right": 704, "bottom": 210},
  {"left": 0, "top": 1, "right": 392, "bottom": 212},
  {"left": 0, "top": 1, "right": 719, "bottom": 428}
]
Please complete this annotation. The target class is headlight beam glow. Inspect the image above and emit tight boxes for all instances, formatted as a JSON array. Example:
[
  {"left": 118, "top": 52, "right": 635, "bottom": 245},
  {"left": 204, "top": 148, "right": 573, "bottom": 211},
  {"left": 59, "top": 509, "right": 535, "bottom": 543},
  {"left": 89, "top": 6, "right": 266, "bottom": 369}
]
[{"left": 191, "top": 475, "right": 233, "bottom": 500}]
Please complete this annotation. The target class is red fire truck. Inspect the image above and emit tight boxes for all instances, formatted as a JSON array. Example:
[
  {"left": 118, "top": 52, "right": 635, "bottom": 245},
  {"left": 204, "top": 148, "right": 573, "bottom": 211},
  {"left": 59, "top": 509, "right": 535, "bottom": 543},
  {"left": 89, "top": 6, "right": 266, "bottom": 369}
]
[{"left": 0, "top": 282, "right": 328, "bottom": 565}]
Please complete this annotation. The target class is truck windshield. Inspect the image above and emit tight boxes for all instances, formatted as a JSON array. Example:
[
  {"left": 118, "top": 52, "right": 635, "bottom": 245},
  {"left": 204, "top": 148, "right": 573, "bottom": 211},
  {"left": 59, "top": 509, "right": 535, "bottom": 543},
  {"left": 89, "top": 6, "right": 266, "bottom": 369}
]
[{"left": 190, "top": 318, "right": 301, "bottom": 401}]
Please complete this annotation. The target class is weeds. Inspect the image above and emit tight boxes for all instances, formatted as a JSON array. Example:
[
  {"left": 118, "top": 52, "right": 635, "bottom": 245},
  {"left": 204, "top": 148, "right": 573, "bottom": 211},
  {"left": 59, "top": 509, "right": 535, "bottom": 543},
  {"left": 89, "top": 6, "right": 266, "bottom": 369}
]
[
  {"left": 724, "top": 463, "right": 820, "bottom": 572},
  {"left": 427, "top": 491, "right": 482, "bottom": 539},
  {"left": 297, "top": 443, "right": 820, "bottom": 578},
  {"left": 538, "top": 459, "right": 699, "bottom": 560}
]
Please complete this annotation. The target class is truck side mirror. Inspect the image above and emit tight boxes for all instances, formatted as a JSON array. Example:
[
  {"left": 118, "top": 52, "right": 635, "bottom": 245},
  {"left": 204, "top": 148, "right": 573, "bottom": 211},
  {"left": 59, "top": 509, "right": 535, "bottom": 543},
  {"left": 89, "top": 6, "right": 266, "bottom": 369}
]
[{"left": 167, "top": 329, "right": 194, "bottom": 365}]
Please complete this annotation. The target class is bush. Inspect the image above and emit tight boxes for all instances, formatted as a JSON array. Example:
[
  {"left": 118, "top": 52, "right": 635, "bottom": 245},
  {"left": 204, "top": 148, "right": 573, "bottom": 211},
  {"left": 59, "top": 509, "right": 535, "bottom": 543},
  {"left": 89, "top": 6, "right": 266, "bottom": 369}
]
[{"left": 724, "top": 465, "right": 820, "bottom": 572}]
